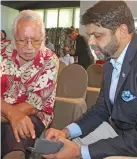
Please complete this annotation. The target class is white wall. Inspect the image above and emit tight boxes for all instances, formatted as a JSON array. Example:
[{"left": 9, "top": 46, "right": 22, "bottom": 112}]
[
  {"left": 126, "top": 1, "right": 137, "bottom": 19},
  {"left": 79, "top": 1, "right": 137, "bottom": 35},
  {"left": 79, "top": 1, "right": 98, "bottom": 35},
  {"left": 1, "top": 5, "right": 19, "bottom": 39}
]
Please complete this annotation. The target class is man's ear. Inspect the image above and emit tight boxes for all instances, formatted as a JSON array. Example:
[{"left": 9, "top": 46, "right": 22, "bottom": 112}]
[{"left": 119, "top": 24, "right": 129, "bottom": 39}]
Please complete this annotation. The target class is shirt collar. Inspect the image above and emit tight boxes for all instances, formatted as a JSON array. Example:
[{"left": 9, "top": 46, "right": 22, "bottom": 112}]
[{"left": 110, "top": 42, "right": 130, "bottom": 67}]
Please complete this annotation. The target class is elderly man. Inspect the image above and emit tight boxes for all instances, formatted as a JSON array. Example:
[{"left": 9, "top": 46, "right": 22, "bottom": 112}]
[
  {"left": 1, "top": 10, "right": 58, "bottom": 159},
  {"left": 44, "top": 1, "right": 137, "bottom": 159}
]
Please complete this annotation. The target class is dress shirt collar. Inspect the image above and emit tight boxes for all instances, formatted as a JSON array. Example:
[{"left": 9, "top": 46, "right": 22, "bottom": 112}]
[{"left": 110, "top": 42, "right": 130, "bottom": 68}]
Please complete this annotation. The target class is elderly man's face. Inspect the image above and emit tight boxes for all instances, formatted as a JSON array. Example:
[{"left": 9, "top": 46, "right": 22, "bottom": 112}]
[
  {"left": 15, "top": 19, "right": 43, "bottom": 61},
  {"left": 86, "top": 23, "right": 120, "bottom": 58}
]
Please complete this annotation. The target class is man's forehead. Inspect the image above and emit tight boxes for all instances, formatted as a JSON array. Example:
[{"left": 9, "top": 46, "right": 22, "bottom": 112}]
[
  {"left": 85, "top": 24, "right": 109, "bottom": 35},
  {"left": 15, "top": 22, "right": 43, "bottom": 39},
  {"left": 17, "top": 19, "right": 42, "bottom": 30}
]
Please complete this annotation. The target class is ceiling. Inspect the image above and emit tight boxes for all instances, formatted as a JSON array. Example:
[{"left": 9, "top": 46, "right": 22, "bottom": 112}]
[{"left": 1, "top": 1, "right": 80, "bottom": 10}]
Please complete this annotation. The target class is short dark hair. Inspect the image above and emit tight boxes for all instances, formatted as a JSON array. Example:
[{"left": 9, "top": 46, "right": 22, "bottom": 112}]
[
  {"left": 66, "top": 28, "right": 74, "bottom": 35},
  {"left": 81, "top": 1, "right": 135, "bottom": 33},
  {"left": 1, "top": 30, "right": 7, "bottom": 38}
]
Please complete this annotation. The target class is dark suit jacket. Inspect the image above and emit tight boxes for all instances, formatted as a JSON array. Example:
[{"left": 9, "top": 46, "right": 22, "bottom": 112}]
[
  {"left": 75, "top": 34, "right": 137, "bottom": 158},
  {"left": 75, "top": 34, "right": 94, "bottom": 69}
]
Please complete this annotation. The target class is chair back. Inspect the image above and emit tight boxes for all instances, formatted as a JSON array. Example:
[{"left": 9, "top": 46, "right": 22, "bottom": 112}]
[
  {"left": 87, "top": 64, "right": 103, "bottom": 88},
  {"left": 56, "top": 64, "right": 88, "bottom": 98},
  {"left": 57, "top": 60, "right": 67, "bottom": 78}
]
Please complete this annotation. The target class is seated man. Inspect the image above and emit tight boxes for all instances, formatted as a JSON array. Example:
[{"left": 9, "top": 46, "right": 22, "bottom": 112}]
[
  {"left": 1, "top": 30, "right": 8, "bottom": 41},
  {"left": 43, "top": 1, "right": 137, "bottom": 159},
  {"left": 1, "top": 30, "right": 11, "bottom": 48},
  {"left": 45, "top": 36, "right": 55, "bottom": 52},
  {"left": 59, "top": 45, "right": 74, "bottom": 65},
  {"left": 1, "top": 10, "right": 59, "bottom": 159}
]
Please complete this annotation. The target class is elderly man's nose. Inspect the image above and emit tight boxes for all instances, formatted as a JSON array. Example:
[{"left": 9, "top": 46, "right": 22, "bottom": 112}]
[{"left": 27, "top": 41, "right": 33, "bottom": 49}]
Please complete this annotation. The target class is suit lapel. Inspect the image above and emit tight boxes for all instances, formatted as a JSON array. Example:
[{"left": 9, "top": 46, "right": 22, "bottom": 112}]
[
  {"left": 114, "top": 34, "right": 137, "bottom": 103},
  {"left": 104, "top": 62, "right": 113, "bottom": 112},
  {"left": 114, "top": 61, "right": 131, "bottom": 102},
  {"left": 104, "top": 63, "right": 113, "bottom": 96}
]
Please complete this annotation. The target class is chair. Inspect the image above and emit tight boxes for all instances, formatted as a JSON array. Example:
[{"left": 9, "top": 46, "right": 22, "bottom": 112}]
[
  {"left": 51, "top": 64, "right": 88, "bottom": 129},
  {"left": 87, "top": 64, "right": 103, "bottom": 88},
  {"left": 86, "top": 64, "right": 103, "bottom": 108},
  {"left": 58, "top": 60, "right": 67, "bottom": 76}
]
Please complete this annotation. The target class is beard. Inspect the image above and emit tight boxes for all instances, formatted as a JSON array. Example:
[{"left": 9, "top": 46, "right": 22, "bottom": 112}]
[{"left": 91, "top": 34, "right": 119, "bottom": 59}]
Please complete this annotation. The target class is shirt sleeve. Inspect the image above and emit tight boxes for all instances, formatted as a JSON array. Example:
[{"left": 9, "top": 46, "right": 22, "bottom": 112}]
[
  {"left": 81, "top": 146, "right": 91, "bottom": 159},
  {"left": 66, "top": 124, "right": 91, "bottom": 159},
  {"left": 66, "top": 123, "right": 82, "bottom": 139},
  {"left": 69, "top": 56, "right": 74, "bottom": 64},
  {"left": 26, "top": 53, "right": 59, "bottom": 127}
]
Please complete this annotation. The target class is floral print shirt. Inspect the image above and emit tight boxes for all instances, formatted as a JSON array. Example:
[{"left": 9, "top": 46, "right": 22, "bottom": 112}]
[{"left": 0, "top": 42, "right": 59, "bottom": 127}]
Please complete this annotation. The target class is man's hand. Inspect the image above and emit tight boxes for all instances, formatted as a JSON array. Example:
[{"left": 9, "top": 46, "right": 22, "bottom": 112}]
[
  {"left": 42, "top": 136, "right": 81, "bottom": 159},
  {"left": 45, "top": 128, "right": 69, "bottom": 140},
  {"left": 8, "top": 107, "right": 36, "bottom": 142},
  {"left": 70, "top": 49, "right": 75, "bottom": 55}
]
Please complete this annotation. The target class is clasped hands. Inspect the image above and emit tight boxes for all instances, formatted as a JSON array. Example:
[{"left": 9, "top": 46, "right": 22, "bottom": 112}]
[{"left": 42, "top": 128, "right": 82, "bottom": 159}]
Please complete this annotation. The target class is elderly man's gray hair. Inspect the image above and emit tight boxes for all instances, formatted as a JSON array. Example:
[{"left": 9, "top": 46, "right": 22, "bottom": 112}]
[
  {"left": 12, "top": 10, "right": 45, "bottom": 38},
  {"left": 11, "top": 10, "right": 45, "bottom": 49}
]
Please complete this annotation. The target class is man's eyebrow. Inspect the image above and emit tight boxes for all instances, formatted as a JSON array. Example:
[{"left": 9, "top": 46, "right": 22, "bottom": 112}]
[
  {"left": 86, "top": 32, "right": 102, "bottom": 36},
  {"left": 86, "top": 32, "right": 94, "bottom": 36}
]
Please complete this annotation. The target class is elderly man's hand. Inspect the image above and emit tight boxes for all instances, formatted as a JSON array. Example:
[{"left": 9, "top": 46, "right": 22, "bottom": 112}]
[
  {"left": 8, "top": 107, "right": 35, "bottom": 142},
  {"left": 42, "top": 136, "right": 81, "bottom": 159}
]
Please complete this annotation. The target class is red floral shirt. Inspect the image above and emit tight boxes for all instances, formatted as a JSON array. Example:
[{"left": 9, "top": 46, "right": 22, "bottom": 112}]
[{"left": 0, "top": 42, "right": 59, "bottom": 127}]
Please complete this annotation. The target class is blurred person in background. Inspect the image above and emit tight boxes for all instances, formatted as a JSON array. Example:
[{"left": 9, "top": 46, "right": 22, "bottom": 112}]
[
  {"left": 59, "top": 45, "right": 74, "bottom": 65},
  {"left": 1, "top": 30, "right": 7, "bottom": 41},
  {"left": 45, "top": 36, "right": 55, "bottom": 52},
  {"left": 66, "top": 27, "right": 94, "bottom": 70},
  {"left": 1, "top": 30, "right": 11, "bottom": 48}
]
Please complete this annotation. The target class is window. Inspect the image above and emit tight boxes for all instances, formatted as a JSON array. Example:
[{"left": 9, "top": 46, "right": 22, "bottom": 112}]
[
  {"left": 59, "top": 9, "right": 73, "bottom": 27},
  {"left": 45, "top": 9, "right": 58, "bottom": 28},
  {"left": 134, "top": 19, "right": 137, "bottom": 28},
  {"left": 74, "top": 8, "right": 80, "bottom": 28},
  {"left": 34, "top": 10, "right": 44, "bottom": 20},
  {"left": 34, "top": 7, "right": 80, "bottom": 28}
]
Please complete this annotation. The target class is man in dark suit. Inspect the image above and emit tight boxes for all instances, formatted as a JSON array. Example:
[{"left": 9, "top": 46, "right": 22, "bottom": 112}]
[
  {"left": 43, "top": 1, "right": 137, "bottom": 159},
  {"left": 66, "top": 28, "right": 94, "bottom": 69}
]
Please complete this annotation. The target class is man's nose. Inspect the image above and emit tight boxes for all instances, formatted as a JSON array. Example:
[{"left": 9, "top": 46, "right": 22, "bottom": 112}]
[
  {"left": 27, "top": 41, "right": 33, "bottom": 49},
  {"left": 88, "top": 35, "right": 96, "bottom": 46}
]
